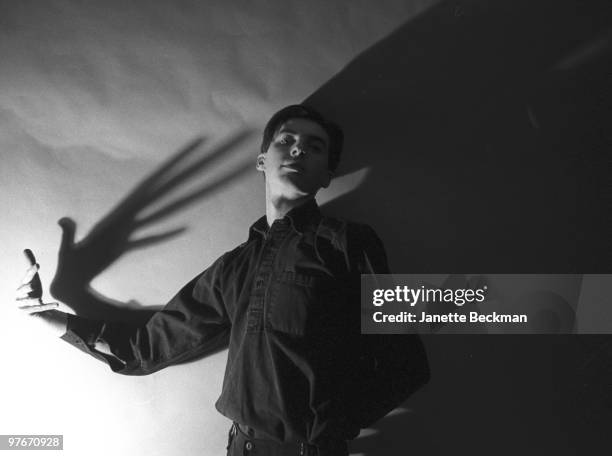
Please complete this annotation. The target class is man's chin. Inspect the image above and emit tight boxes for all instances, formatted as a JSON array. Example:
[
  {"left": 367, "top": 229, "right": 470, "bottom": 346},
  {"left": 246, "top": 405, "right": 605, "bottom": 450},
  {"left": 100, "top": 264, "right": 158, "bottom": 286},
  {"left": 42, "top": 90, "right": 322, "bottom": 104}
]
[
  {"left": 277, "top": 182, "right": 318, "bottom": 200},
  {"left": 277, "top": 175, "right": 315, "bottom": 194}
]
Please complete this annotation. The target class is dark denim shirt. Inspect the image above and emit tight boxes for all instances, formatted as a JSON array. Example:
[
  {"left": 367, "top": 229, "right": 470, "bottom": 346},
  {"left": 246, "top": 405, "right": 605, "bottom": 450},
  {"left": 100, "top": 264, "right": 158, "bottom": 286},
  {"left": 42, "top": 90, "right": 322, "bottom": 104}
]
[{"left": 61, "top": 199, "right": 429, "bottom": 445}]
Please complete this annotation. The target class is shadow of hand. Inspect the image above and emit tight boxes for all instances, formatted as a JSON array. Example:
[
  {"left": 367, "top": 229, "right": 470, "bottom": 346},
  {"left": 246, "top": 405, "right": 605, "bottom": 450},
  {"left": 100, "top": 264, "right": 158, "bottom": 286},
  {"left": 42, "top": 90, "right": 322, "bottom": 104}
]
[{"left": 50, "top": 132, "right": 253, "bottom": 322}]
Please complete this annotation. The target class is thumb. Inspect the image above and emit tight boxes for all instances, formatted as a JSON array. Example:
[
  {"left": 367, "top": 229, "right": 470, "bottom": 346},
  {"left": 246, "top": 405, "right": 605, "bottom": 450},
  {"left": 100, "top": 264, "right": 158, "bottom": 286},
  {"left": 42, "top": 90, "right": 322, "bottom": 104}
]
[{"left": 58, "top": 217, "right": 76, "bottom": 253}]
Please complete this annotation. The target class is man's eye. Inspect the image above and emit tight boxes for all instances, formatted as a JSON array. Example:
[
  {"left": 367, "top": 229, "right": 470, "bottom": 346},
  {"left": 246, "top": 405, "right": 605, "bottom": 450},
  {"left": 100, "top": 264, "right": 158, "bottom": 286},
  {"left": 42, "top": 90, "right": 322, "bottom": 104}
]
[{"left": 278, "top": 136, "right": 292, "bottom": 145}]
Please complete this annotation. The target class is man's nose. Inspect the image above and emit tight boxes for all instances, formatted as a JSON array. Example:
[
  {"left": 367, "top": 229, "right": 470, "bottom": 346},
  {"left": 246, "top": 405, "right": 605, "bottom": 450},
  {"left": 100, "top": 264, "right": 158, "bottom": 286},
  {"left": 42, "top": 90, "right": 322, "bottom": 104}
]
[{"left": 290, "top": 142, "right": 306, "bottom": 157}]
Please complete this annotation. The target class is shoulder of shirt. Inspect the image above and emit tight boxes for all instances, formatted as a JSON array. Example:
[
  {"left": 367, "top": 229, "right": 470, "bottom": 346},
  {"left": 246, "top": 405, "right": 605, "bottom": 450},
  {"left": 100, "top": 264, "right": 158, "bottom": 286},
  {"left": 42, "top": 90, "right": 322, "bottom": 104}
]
[{"left": 216, "top": 243, "right": 249, "bottom": 267}]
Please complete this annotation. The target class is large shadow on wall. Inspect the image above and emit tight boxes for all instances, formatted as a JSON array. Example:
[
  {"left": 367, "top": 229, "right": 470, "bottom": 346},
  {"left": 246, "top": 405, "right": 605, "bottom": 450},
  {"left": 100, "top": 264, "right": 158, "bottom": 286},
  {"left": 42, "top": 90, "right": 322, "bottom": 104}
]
[{"left": 305, "top": 1, "right": 612, "bottom": 455}]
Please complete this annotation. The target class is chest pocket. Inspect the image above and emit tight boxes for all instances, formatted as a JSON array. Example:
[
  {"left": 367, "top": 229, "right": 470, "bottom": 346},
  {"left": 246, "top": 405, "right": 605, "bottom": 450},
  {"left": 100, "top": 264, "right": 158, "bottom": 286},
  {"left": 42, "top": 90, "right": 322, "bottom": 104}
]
[{"left": 266, "top": 271, "right": 340, "bottom": 336}]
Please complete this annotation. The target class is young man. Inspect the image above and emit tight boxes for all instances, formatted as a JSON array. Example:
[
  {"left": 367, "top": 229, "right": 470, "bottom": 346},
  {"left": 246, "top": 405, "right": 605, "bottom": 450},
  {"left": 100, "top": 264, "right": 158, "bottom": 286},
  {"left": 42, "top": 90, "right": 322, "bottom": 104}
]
[{"left": 16, "top": 105, "right": 429, "bottom": 456}]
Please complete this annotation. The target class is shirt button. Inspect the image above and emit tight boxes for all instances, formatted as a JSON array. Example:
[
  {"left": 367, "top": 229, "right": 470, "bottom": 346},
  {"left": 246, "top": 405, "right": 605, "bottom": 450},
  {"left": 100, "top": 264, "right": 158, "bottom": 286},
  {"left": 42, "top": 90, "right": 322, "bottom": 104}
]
[{"left": 245, "top": 441, "right": 253, "bottom": 451}]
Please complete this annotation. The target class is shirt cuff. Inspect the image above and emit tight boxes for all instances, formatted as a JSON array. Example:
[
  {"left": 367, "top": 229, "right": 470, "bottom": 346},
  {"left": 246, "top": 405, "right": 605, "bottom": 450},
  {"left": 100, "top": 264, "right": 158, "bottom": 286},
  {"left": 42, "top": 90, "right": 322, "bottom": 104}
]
[{"left": 60, "top": 314, "right": 104, "bottom": 354}]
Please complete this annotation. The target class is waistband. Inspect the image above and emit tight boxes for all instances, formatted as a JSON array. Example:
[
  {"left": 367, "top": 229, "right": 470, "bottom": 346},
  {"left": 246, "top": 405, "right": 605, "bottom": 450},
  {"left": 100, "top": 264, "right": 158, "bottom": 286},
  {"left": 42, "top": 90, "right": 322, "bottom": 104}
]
[{"left": 228, "top": 422, "right": 348, "bottom": 456}]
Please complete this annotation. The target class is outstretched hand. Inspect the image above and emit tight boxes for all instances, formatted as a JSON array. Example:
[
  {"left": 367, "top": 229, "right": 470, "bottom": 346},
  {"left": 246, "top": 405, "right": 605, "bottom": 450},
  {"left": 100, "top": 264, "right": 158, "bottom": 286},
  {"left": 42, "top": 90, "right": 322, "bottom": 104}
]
[{"left": 15, "top": 249, "right": 67, "bottom": 337}]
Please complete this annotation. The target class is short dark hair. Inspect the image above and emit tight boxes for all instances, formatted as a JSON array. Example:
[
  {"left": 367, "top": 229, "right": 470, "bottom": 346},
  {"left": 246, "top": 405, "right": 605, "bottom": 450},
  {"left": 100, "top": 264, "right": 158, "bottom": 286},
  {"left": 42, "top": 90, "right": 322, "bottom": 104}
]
[{"left": 260, "top": 104, "right": 344, "bottom": 172}]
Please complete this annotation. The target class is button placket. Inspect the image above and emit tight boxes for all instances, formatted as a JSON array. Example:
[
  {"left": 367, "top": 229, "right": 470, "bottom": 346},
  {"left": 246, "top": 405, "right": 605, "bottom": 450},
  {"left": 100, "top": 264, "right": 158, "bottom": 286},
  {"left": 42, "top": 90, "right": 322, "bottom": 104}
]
[{"left": 247, "top": 220, "right": 289, "bottom": 333}]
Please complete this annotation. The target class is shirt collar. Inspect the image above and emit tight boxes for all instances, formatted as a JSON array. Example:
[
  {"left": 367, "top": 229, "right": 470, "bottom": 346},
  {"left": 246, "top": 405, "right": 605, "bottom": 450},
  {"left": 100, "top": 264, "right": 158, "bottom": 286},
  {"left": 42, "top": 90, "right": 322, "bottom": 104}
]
[{"left": 248, "top": 198, "right": 321, "bottom": 239}]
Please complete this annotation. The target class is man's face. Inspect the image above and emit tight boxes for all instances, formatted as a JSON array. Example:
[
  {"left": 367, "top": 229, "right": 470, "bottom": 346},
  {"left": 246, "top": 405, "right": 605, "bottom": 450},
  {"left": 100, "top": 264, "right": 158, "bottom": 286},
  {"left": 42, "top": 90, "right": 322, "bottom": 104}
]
[{"left": 257, "top": 118, "right": 332, "bottom": 198}]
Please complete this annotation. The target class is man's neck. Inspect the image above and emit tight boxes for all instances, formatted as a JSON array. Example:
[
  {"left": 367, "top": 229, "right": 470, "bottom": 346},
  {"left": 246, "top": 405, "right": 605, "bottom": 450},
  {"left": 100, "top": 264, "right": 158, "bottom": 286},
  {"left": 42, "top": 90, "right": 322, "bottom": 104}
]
[{"left": 265, "top": 193, "right": 315, "bottom": 227}]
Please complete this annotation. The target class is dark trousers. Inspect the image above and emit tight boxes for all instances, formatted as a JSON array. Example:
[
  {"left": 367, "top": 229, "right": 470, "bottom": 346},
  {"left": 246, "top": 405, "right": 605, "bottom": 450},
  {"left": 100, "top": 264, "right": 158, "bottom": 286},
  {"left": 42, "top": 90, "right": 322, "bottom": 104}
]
[{"left": 226, "top": 423, "right": 349, "bottom": 456}]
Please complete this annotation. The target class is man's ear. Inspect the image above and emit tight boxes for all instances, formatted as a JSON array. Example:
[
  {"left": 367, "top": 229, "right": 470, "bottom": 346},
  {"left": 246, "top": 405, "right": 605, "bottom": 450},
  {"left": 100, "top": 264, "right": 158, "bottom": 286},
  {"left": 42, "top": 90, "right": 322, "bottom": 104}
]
[{"left": 256, "top": 153, "right": 266, "bottom": 172}]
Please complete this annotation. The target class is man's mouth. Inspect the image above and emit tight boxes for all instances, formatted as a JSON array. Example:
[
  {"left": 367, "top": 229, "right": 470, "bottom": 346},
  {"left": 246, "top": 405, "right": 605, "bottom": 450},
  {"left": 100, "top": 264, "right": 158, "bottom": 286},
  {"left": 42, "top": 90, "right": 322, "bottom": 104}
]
[{"left": 282, "top": 163, "right": 304, "bottom": 172}]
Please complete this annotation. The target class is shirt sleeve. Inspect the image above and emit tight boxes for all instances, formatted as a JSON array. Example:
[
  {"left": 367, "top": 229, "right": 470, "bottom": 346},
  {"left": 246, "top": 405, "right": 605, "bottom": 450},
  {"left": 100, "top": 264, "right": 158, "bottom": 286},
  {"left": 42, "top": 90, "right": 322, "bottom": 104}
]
[
  {"left": 349, "top": 224, "right": 431, "bottom": 429},
  {"left": 60, "top": 255, "right": 231, "bottom": 375}
]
